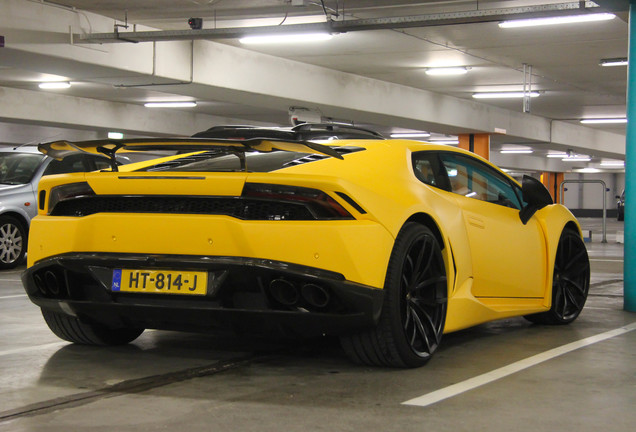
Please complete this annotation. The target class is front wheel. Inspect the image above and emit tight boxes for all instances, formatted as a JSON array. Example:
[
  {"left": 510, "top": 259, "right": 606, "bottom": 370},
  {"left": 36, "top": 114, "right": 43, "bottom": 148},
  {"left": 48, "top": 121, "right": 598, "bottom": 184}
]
[
  {"left": 42, "top": 309, "right": 144, "bottom": 345},
  {"left": 341, "top": 223, "right": 448, "bottom": 367},
  {"left": 525, "top": 229, "right": 590, "bottom": 325}
]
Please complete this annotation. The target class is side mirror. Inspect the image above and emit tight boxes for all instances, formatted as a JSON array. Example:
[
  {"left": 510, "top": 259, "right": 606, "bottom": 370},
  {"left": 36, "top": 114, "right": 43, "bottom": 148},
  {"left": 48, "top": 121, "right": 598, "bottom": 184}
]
[{"left": 519, "top": 175, "right": 553, "bottom": 225}]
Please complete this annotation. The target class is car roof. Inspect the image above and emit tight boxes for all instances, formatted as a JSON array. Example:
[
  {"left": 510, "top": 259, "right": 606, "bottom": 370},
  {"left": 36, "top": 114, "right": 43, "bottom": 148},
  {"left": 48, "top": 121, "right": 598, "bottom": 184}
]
[
  {"left": 0, "top": 145, "right": 44, "bottom": 154},
  {"left": 192, "top": 123, "right": 385, "bottom": 141}
]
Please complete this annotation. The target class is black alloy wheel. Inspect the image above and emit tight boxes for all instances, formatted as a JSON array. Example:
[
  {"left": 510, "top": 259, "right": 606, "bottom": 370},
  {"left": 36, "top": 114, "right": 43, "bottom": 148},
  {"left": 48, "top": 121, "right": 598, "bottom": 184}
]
[
  {"left": 341, "top": 223, "right": 448, "bottom": 367},
  {"left": 525, "top": 229, "right": 590, "bottom": 325},
  {"left": 0, "top": 215, "right": 27, "bottom": 269}
]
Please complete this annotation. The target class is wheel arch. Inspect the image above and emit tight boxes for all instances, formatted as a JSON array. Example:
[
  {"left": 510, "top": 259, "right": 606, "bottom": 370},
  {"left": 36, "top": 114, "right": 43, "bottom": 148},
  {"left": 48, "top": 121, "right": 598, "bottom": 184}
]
[
  {"left": 563, "top": 220, "right": 582, "bottom": 237},
  {"left": 404, "top": 212, "right": 445, "bottom": 249},
  {"left": 402, "top": 212, "right": 456, "bottom": 295},
  {"left": 0, "top": 210, "right": 30, "bottom": 232},
  {"left": 534, "top": 204, "right": 585, "bottom": 307}
]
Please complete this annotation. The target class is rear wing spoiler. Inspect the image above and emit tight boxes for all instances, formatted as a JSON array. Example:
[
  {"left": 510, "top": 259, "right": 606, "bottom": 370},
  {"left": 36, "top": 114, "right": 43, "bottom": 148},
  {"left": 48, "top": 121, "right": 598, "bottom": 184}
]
[{"left": 38, "top": 137, "right": 344, "bottom": 172}]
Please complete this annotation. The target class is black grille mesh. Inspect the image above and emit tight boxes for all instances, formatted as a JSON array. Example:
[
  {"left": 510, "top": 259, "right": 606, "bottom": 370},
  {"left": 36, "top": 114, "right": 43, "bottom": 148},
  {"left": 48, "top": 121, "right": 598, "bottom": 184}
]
[{"left": 51, "top": 196, "right": 317, "bottom": 220}]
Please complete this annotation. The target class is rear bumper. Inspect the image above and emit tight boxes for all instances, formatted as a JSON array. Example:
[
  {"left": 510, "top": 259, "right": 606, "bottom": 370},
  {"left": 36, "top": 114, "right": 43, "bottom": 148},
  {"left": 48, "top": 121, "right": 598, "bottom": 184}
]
[
  {"left": 22, "top": 253, "right": 385, "bottom": 337},
  {"left": 26, "top": 214, "right": 394, "bottom": 289}
]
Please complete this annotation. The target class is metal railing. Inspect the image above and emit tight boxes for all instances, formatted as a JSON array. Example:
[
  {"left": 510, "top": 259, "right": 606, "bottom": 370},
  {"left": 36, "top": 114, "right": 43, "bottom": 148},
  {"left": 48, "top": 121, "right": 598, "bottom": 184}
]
[{"left": 559, "top": 179, "right": 609, "bottom": 243}]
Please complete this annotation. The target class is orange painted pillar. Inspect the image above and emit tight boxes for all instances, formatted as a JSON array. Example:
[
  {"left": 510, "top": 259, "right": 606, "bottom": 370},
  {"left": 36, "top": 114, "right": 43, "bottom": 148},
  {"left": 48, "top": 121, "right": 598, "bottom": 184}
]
[
  {"left": 540, "top": 172, "right": 564, "bottom": 203},
  {"left": 458, "top": 134, "right": 490, "bottom": 160}
]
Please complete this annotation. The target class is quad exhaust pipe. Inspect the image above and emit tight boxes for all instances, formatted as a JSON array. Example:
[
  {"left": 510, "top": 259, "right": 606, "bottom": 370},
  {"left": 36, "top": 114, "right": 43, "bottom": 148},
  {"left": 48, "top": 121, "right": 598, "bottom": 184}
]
[
  {"left": 33, "top": 270, "right": 63, "bottom": 296},
  {"left": 268, "top": 278, "right": 331, "bottom": 309}
]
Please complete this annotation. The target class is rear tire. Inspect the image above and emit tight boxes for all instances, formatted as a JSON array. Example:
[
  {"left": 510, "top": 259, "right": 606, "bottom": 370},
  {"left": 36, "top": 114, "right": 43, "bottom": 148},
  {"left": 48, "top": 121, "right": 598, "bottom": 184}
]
[
  {"left": 42, "top": 309, "right": 144, "bottom": 345},
  {"left": 525, "top": 229, "right": 589, "bottom": 325},
  {"left": 341, "top": 223, "right": 447, "bottom": 367}
]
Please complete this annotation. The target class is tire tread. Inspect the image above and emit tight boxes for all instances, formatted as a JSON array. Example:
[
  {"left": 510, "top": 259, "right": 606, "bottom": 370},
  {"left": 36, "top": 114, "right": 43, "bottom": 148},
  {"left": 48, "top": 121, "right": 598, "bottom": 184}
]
[{"left": 41, "top": 309, "right": 143, "bottom": 345}]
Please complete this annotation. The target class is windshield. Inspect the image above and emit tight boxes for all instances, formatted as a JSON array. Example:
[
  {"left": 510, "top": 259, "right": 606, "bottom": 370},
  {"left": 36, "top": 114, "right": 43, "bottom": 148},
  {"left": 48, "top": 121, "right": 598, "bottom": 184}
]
[{"left": 0, "top": 153, "right": 45, "bottom": 185}]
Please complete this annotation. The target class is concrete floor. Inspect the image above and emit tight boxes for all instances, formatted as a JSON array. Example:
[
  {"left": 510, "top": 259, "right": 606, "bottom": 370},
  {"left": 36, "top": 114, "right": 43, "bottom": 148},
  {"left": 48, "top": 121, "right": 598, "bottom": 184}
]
[{"left": 0, "top": 217, "right": 634, "bottom": 431}]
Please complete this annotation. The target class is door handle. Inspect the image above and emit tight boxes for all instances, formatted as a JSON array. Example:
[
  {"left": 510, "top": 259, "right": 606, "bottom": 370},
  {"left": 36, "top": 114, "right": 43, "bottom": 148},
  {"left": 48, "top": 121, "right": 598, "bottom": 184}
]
[{"left": 467, "top": 216, "right": 485, "bottom": 229}]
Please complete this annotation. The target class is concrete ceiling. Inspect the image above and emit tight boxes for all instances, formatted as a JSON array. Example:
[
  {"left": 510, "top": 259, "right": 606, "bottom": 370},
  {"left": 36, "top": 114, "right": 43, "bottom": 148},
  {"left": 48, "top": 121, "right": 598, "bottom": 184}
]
[{"left": 0, "top": 0, "right": 630, "bottom": 173}]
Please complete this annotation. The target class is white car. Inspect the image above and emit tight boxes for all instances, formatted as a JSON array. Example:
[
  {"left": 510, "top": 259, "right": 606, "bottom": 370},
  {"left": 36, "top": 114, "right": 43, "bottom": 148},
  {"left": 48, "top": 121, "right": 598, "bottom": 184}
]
[{"left": 0, "top": 146, "right": 118, "bottom": 269}]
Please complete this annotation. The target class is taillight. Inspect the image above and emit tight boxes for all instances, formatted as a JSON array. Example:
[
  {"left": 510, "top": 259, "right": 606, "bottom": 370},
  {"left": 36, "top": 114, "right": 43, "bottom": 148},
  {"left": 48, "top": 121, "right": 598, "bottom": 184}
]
[
  {"left": 242, "top": 183, "right": 353, "bottom": 220},
  {"left": 48, "top": 182, "right": 96, "bottom": 214}
]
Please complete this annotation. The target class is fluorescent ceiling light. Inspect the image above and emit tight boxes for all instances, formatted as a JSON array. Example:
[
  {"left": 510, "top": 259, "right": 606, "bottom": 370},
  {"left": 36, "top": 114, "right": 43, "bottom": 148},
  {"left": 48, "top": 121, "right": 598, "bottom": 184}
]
[
  {"left": 429, "top": 140, "right": 459, "bottom": 145},
  {"left": 425, "top": 67, "right": 469, "bottom": 76},
  {"left": 547, "top": 153, "right": 568, "bottom": 158},
  {"left": 500, "top": 149, "right": 533, "bottom": 154},
  {"left": 391, "top": 132, "right": 431, "bottom": 138},
  {"left": 577, "top": 168, "right": 601, "bottom": 173},
  {"left": 600, "top": 161, "right": 625, "bottom": 167},
  {"left": 144, "top": 101, "right": 197, "bottom": 108},
  {"left": 600, "top": 58, "right": 628, "bottom": 67},
  {"left": 562, "top": 157, "right": 591, "bottom": 162},
  {"left": 580, "top": 118, "right": 627, "bottom": 124},
  {"left": 472, "top": 91, "right": 540, "bottom": 99},
  {"left": 108, "top": 132, "right": 124, "bottom": 140},
  {"left": 499, "top": 13, "right": 615, "bottom": 29},
  {"left": 38, "top": 81, "right": 71, "bottom": 89},
  {"left": 240, "top": 33, "right": 332, "bottom": 44}
]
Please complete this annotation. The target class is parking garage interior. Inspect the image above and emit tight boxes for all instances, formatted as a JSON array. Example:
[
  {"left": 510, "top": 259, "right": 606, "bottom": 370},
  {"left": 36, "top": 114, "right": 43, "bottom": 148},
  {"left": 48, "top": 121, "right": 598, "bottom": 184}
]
[{"left": 0, "top": 0, "right": 635, "bottom": 431}]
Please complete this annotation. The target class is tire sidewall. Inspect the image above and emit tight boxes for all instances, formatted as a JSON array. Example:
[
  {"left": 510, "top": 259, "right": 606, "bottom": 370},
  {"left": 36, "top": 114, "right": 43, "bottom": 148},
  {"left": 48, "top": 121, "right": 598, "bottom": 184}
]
[
  {"left": 382, "top": 223, "right": 447, "bottom": 367},
  {"left": 550, "top": 229, "right": 590, "bottom": 324}
]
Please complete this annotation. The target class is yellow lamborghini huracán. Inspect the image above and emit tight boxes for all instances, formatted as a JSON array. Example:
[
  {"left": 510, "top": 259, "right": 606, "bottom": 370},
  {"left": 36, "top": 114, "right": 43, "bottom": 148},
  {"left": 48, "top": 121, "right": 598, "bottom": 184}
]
[{"left": 22, "top": 127, "right": 589, "bottom": 367}]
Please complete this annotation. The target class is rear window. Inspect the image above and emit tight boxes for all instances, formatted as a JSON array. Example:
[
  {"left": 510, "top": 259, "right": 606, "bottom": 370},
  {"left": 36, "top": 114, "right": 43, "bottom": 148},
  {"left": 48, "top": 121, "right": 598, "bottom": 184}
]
[{"left": 0, "top": 153, "right": 45, "bottom": 185}]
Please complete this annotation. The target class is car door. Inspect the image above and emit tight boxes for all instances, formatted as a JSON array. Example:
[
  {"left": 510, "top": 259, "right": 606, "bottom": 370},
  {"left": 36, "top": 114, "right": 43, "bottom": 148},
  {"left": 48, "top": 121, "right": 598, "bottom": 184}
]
[{"left": 438, "top": 152, "right": 547, "bottom": 299}]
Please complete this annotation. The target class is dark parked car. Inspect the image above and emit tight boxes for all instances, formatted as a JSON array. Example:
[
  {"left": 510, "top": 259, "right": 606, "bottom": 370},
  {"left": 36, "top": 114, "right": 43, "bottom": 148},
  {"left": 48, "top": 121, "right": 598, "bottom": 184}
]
[{"left": 617, "top": 190, "right": 625, "bottom": 221}]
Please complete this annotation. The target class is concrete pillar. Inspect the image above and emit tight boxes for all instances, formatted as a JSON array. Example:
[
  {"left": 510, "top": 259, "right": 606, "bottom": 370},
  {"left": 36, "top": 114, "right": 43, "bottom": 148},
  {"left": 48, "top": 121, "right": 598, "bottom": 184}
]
[
  {"left": 540, "top": 172, "right": 564, "bottom": 203},
  {"left": 625, "top": 0, "right": 636, "bottom": 311},
  {"left": 458, "top": 134, "right": 490, "bottom": 160}
]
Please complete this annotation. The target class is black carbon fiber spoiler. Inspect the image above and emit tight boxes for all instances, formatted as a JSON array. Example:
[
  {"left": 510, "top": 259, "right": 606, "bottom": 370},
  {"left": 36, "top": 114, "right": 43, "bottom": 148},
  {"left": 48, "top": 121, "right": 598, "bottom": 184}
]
[{"left": 38, "top": 137, "right": 344, "bottom": 172}]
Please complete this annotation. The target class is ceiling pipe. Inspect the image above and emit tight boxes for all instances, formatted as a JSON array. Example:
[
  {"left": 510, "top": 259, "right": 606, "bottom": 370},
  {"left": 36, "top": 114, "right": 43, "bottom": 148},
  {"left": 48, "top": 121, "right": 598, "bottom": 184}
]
[{"left": 81, "top": 1, "right": 609, "bottom": 43}]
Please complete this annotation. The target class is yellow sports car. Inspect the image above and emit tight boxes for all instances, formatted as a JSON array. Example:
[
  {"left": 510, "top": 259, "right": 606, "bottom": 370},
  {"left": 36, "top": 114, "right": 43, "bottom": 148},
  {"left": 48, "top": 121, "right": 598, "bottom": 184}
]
[{"left": 21, "top": 126, "right": 589, "bottom": 368}]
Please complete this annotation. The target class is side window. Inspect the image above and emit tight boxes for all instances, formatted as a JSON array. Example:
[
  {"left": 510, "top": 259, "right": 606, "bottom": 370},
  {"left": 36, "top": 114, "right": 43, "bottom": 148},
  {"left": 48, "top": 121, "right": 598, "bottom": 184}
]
[
  {"left": 91, "top": 156, "right": 113, "bottom": 171},
  {"left": 412, "top": 151, "right": 451, "bottom": 191},
  {"left": 439, "top": 153, "right": 522, "bottom": 210},
  {"left": 42, "top": 154, "right": 88, "bottom": 176},
  {"left": 413, "top": 154, "right": 437, "bottom": 186}
]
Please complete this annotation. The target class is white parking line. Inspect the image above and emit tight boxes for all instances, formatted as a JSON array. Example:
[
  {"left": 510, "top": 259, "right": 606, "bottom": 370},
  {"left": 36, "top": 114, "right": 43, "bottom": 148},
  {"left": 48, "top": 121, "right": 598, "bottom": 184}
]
[
  {"left": 589, "top": 259, "right": 624, "bottom": 262},
  {"left": 402, "top": 322, "right": 636, "bottom": 407},
  {"left": 0, "top": 294, "right": 28, "bottom": 300},
  {"left": 0, "top": 342, "right": 68, "bottom": 358}
]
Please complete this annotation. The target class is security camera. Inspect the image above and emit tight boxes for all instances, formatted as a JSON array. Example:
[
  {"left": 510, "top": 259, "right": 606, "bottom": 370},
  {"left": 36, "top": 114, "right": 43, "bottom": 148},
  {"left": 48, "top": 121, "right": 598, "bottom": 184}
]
[{"left": 188, "top": 18, "right": 203, "bottom": 30}]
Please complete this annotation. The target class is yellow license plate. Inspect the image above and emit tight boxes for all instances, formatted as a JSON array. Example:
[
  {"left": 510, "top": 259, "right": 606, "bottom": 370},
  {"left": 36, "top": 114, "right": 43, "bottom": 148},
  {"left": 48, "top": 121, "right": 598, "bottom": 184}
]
[{"left": 112, "top": 269, "right": 207, "bottom": 295}]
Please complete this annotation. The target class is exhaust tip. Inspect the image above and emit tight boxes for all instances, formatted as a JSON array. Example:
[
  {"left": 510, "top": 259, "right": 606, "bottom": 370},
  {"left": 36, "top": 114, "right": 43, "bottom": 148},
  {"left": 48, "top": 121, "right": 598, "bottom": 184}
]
[
  {"left": 269, "top": 279, "right": 299, "bottom": 306},
  {"left": 44, "top": 271, "right": 61, "bottom": 296},
  {"left": 34, "top": 274, "right": 46, "bottom": 295},
  {"left": 301, "top": 283, "right": 330, "bottom": 308}
]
